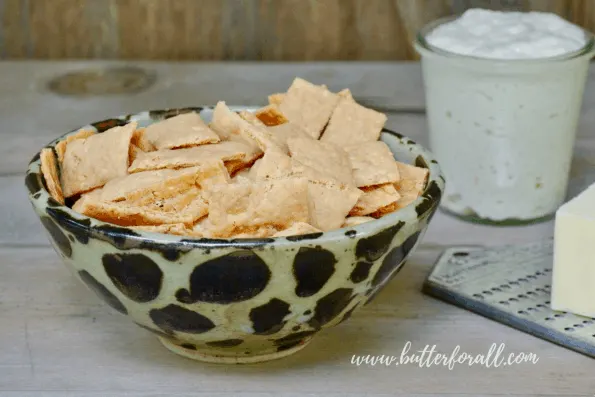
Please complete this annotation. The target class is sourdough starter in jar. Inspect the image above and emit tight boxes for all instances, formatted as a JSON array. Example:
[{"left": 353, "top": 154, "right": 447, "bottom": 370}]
[{"left": 415, "top": 9, "right": 594, "bottom": 224}]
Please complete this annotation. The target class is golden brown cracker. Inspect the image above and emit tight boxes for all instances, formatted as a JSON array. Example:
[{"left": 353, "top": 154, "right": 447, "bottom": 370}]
[
  {"left": 40, "top": 148, "right": 65, "bottom": 205},
  {"left": 287, "top": 137, "right": 354, "bottom": 186},
  {"left": 345, "top": 141, "right": 400, "bottom": 187},
  {"left": 250, "top": 149, "right": 292, "bottom": 181},
  {"left": 395, "top": 161, "right": 429, "bottom": 197},
  {"left": 279, "top": 78, "right": 340, "bottom": 139},
  {"left": 55, "top": 129, "right": 96, "bottom": 163},
  {"left": 205, "top": 178, "right": 310, "bottom": 238},
  {"left": 128, "top": 141, "right": 249, "bottom": 173},
  {"left": 142, "top": 112, "right": 220, "bottom": 150},
  {"left": 320, "top": 98, "right": 387, "bottom": 146},
  {"left": 255, "top": 105, "right": 288, "bottom": 126},
  {"left": 61, "top": 122, "right": 136, "bottom": 198},
  {"left": 349, "top": 184, "right": 401, "bottom": 216}
]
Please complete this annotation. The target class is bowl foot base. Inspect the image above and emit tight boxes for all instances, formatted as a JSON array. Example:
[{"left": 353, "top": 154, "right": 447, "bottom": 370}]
[{"left": 158, "top": 337, "right": 313, "bottom": 364}]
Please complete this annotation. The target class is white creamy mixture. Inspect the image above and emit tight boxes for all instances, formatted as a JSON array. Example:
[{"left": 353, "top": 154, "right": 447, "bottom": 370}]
[
  {"left": 417, "top": 9, "right": 593, "bottom": 222},
  {"left": 426, "top": 9, "right": 587, "bottom": 59}
]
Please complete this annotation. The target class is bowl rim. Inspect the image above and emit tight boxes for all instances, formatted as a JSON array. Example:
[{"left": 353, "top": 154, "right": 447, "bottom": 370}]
[{"left": 25, "top": 106, "right": 445, "bottom": 249}]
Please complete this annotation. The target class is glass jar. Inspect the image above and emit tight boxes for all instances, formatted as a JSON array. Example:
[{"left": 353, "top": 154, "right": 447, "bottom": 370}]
[{"left": 415, "top": 16, "right": 595, "bottom": 225}]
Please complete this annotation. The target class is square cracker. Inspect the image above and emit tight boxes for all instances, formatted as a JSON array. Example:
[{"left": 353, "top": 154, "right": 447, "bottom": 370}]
[
  {"left": 210, "top": 102, "right": 281, "bottom": 162},
  {"left": 344, "top": 141, "right": 400, "bottom": 187},
  {"left": 141, "top": 112, "right": 220, "bottom": 150},
  {"left": 342, "top": 216, "right": 375, "bottom": 227},
  {"left": 320, "top": 97, "right": 387, "bottom": 146},
  {"left": 55, "top": 129, "right": 95, "bottom": 163},
  {"left": 61, "top": 122, "right": 136, "bottom": 198},
  {"left": 289, "top": 159, "right": 362, "bottom": 231},
  {"left": 395, "top": 161, "right": 429, "bottom": 197},
  {"left": 306, "top": 179, "right": 362, "bottom": 231},
  {"left": 131, "top": 128, "right": 156, "bottom": 152},
  {"left": 349, "top": 184, "right": 401, "bottom": 216},
  {"left": 287, "top": 137, "right": 354, "bottom": 186},
  {"left": 205, "top": 178, "right": 310, "bottom": 237},
  {"left": 95, "top": 163, "right": 227, "bottom": 203},
  {"left": 239, "top": 110, "right": 267, "bottom": 127},
  {"left": 128, "top": 141, "right": 249, "bottom": 173},
  {"left": 40, "top": 148, "right": 65, "bottom": 204},
  {"left": 254, "top": 105, "right": 288, "bottom": 126},
  {"left": 267, "top": 122, "right": 312, "bottom": 153},
  {"left": 279, "top": 78, "right": 340, "bottom": 139},
  {"left": 273, "top": 222, "right": 321, "bottom": 237},
  {"left": 73, "top": 190, "right": 208, "bottom": 227},
  {"left": 250, "top": 149, "right": 292, "bottom": 181}
]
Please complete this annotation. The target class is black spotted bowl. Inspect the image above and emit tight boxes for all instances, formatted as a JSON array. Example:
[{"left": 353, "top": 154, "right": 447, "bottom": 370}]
[{"left": 25, "top": 107, "right": 444, "bottom": 364}]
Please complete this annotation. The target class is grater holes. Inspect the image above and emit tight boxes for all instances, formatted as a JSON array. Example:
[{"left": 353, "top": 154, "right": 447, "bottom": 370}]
[
  {"left": 526, "top": 291, "right": 536, "bottom": 296},
  {"left": 545, "top": 317, "right": 553, "bottom": 321},
  {"left": 491, "top": 287, "right": 502, "bottom": 292},
  {"left": 509, "top": 281, "right": 519, "bottom": 285},
  {"left": 564, "top": 327, "right": 574, "bottom": 332},
  {"left": 573, "top": 324, "right": 584, "bottom": 328},
  {"left": 517, "top": 294, "right": 527, "bottom": 299},
  {"left": 526, "top": 275, "right": 537, "bottom": 280},
  {"left": 473, "top": 293, "right": 483, "bottom": 299},
  {"left": 536, "top": 304, "right": 546, "bottom": 308},
  {"left": 482, "top": 290, "right": 493, "bottom": 295},
  {"left": 499, "top": 300, "right": 509, "bottom": 305},
  {"left": 583, "top": 320, "right": 593, "bottom": 325},
  {"left": 500, "top": 284, "right": 511, "bottom": 289},
  {"left": 509, "top": 297, "right": 518, "bottom": 302},
  {"left": 518, "top": 310, "right": 527, "bottom": 315},
  {"left": 526, "top": 307, "right": 536, "bottom": 312},
  {"left": 554, "top": 313, "right": 563, "bottom": 318},
  {"left": 535, "top": 271, "right": 544, "bottom": 276},
  {"left": 517, "top": 278, "right": 528, "bottom": 283}
]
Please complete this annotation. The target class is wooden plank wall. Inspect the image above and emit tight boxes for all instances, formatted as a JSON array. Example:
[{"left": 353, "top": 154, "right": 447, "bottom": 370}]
[{"left": 1, "top": 0, "right": 594, "bottom": 60}]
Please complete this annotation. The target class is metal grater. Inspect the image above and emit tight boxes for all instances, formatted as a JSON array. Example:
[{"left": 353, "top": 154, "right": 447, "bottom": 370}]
[{"left": 423, "top": 240, "right": 595, "bottom": 358}]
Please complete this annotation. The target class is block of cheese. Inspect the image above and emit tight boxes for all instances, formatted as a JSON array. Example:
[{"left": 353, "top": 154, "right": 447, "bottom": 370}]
[{"left": 551, "top": 184, "right": 595, "bottom": 318}]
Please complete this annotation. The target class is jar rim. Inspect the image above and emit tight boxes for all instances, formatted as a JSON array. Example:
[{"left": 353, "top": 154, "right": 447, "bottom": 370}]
[{"left": 414, "top": 15, "right": 595, "bottom": 64}]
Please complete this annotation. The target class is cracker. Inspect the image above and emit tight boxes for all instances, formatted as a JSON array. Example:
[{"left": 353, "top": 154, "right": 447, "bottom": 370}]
[
  {"left": 128, "top": 141, "right": 249, "bottom": 173},
  {"left": 273, "top": 222, "right": 321, "bottom": 237},
  {"left": 267, "top": 122, "right": 312, "bottom": 153},
  {"left": 239, "top": 110, "right": 267, "bottom": 127},
  {"left": 254, "top": 105, "right": 288, "bottom": 126},
  {"left": 142, "top": 112, "right": 220, "bottom": 150},
  {"left": 287, "top": 137, "right": 354, "bottom": 185},
  {"left": 61, "top": 122, "right": 136, "bottom": 198},
  {"left": 131, "top": 223, "right": 192, "bottom": 236},
  {"left": 344, "top": 141, "right": 400, "bottom": 187},
  {"left": 338, "top": 88, "right": 354, "bottom": 101},
  {"left": 205, "top": 178, "right": 310, "bottom": 237},
  {"left": 210, "top": 101, "right": 282, "bottom": 155},
  {"left": 306, "top": 179, "right": 362, "bottom": 231},
  {"left": 369, "top": 201, "right": 400, "bottom": 218},
  {"left": 132, "top": 128, "right": 156, "bottom": 152},
  {"left": 129, "top": 144, "right": 144, "bottom": 166},
  {"left": 95, "top": 164, "right": 225, "bottom": 203},
  {"left": 279, "top": 78, "right": 340, "bottom": 139},
  {"left": 55, "top": 129, "right": 96, "bottom": 164},
  {"left": 395, "top": 161, "right": 429, "bottom": 197},
  {"left": 342, "top": 216, "right": 375, "bottom": 227},
  {"left": 40, "top": 148, "right": 65, "bottom": 205},
  {"left": 268, "top": 93, "right": 285, "bottom": 106},
  {"left": 349, "top": 184, "right": 401, "bottom": 216},
  {"left": 250, "top": 149, "right": 292, "bottom": 181},
  {"left": 320, "top": 98, "right": 387, "bottom": 146},
  {"left": 73, "top": 193, "right": 208, "bottom": 227}
]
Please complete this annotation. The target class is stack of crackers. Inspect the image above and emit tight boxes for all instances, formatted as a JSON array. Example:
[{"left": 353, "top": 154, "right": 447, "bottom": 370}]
[{"left": 39, "top": 78, "right": 428, "bottom": 239}]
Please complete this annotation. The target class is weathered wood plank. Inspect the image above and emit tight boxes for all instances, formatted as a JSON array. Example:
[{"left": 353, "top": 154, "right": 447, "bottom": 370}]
[
  {"left": 0, "top": 247, "right": 593, "bottom": 395},
  {"left": 3, "top": 0, "right": 595, "bottom": 60}
]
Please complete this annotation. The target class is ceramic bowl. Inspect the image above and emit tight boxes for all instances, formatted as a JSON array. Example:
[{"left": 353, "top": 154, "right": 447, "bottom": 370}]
[{"left": 25, "top": 106, "right": 445, "bottom": 364}]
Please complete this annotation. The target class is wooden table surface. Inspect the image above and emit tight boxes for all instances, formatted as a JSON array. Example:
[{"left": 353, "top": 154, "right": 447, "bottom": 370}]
[{"left": 1, "top": 61, "right": 594, "bottom": 397}]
